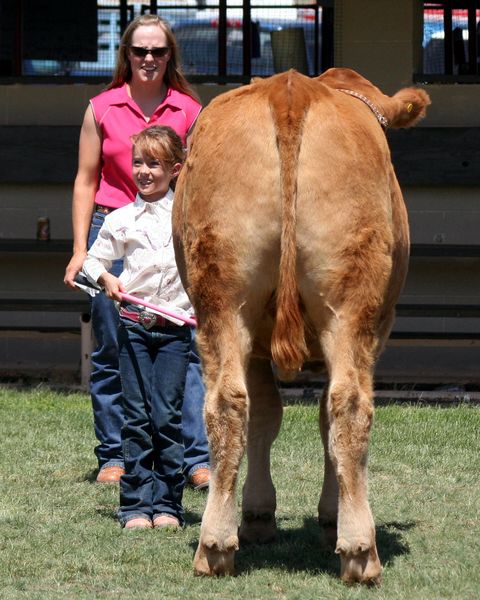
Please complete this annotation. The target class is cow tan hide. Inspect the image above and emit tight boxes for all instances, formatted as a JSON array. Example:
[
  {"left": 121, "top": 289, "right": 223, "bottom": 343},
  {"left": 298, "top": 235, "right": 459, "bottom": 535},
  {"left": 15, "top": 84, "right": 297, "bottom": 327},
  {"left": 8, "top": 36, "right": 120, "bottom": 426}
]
[{"left": 173, "top": 68, "right": 430, "bottom": 584}]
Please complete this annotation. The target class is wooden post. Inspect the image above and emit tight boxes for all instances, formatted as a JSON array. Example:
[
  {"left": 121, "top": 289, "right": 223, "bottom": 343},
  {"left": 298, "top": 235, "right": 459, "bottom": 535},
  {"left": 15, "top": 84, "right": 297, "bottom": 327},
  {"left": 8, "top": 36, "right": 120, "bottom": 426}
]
[{"left": 80, "top": 313, "right": 93, "bottom": 391}]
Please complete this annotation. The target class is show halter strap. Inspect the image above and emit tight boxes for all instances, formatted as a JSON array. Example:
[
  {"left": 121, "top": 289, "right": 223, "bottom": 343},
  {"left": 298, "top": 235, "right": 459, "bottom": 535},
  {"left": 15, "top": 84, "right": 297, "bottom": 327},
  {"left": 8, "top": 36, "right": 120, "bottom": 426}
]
[{"left": 337, "top": 88, "right": 389, "bottom": 130}]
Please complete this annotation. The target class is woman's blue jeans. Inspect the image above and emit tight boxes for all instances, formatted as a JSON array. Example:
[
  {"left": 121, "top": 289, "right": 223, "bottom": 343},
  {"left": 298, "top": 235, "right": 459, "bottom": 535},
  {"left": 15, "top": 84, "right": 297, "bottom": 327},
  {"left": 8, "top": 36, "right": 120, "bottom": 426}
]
[
  {"left": 117, "top": 312, "right": 191, "bottom": 525},
  {"left": 183, "top": 329, "right": 210, "bottom": 479},
  {"left": 88, "top": 211, "right": 124, "bottom": 471}
]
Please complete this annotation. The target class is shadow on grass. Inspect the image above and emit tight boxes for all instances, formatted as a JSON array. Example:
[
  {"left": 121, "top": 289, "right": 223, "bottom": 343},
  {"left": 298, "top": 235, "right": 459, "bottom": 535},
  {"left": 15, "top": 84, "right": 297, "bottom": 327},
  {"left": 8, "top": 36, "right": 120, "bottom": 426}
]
[
  {"left": 376, "top": 520, "right": 414, "bottom": 566},
  {"left": 185, "top": 510, "right": 204, "bottom": 526},
  {"left": 83, "top": 469, "right": 99, "bottom": 483},
  {"left": 188, "top": 516, "right": 413, "bottom": 577},
  {"left": 96, "top": 505, "right": 119, "bottom": 521},
  {"left": 236, "top": 517, "right": 339, "bottom": 576}
]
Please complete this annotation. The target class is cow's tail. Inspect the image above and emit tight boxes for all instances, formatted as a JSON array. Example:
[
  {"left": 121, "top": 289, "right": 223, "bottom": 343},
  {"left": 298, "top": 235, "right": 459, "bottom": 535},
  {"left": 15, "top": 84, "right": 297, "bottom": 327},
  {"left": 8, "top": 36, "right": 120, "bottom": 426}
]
[{"left": 269, "top": 72, "right": 310, "bottom": 377}]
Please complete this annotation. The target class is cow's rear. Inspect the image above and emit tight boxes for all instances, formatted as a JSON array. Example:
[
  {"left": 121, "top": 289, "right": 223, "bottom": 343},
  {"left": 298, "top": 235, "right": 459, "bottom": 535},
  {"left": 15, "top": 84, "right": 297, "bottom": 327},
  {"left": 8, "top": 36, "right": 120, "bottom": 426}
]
[{"left": 172, "top": 69, "right": 430, "bottom": 583}]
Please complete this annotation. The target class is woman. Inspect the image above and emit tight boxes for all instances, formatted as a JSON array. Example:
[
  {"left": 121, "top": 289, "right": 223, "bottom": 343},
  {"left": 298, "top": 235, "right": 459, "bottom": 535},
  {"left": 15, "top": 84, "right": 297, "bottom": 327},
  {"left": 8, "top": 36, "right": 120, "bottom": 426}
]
[{"left": 64, "top": 14, "right": 210, "bottom": 488}]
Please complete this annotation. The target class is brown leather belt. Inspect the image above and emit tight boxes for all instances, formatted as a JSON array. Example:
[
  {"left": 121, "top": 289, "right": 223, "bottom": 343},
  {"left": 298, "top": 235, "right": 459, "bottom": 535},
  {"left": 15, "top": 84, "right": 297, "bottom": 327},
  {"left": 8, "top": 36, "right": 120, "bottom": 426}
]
[
  {"left": 119, "top": 307, "right": 175, "bottom": 330},
  {"left": 95, "top": 204, "right": 117, "bottom": 215}
]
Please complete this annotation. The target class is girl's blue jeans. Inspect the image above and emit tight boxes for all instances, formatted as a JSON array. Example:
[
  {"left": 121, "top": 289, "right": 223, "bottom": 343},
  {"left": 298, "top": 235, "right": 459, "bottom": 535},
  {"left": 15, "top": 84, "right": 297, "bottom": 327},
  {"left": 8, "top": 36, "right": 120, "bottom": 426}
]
[
  {"left": 117, "top": 310, "right": 191, "bottom": 525},
  {"left": 88, "top": 210, "right": 210, "bottom": 476}
]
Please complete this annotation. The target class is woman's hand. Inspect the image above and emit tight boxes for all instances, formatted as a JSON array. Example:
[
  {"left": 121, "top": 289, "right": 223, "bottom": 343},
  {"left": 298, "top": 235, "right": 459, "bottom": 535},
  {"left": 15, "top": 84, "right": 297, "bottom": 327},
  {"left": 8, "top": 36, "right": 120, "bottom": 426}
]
[{"left": 64, "top": 251, "right": 88, "bottom": 289}]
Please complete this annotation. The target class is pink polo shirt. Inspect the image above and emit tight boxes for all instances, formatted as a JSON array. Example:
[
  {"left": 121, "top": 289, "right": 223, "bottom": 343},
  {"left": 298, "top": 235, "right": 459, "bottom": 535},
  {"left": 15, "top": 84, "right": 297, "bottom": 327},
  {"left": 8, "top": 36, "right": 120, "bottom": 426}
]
[{"left": 90, "top": 83, "right": 202, "bottom": 209}]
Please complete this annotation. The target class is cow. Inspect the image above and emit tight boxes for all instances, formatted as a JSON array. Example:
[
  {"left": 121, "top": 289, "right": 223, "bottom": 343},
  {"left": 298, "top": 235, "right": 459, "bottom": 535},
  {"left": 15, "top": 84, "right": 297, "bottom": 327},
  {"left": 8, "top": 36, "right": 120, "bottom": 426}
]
[{"left": 172, "top": 68, "right": 430, "bottom": 584}]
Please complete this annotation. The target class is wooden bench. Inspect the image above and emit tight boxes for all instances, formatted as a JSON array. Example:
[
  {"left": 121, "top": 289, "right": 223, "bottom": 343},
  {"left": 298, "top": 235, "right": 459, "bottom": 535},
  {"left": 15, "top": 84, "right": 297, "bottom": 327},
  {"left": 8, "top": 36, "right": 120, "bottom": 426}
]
[
  {"left": 0, "top": 239, "right": 91, "bottom": 384},
  {"left": 393, "top": 242, "right": 480, "bottom": 346},
  {"left": 1, "top": 240, "right": 480, "bottom": 385},
  {"left": 2, "top": 126, "right": 479, "bottom": 185},
  {"left": 0, "top": 239, "right": 89, "bottom": 328}
]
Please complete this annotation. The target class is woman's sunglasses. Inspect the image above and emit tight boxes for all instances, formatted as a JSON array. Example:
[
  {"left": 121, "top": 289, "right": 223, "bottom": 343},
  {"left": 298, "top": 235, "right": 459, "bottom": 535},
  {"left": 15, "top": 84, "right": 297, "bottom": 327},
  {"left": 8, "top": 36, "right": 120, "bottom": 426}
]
[{"left": 129, "top": 46, "right": 170, "bottom": 58}]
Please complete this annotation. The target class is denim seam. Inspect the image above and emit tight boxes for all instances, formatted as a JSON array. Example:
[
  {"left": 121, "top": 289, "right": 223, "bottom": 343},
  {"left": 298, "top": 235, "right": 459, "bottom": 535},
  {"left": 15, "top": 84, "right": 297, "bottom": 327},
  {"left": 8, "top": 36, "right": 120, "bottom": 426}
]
[
  {"left": 100, "top": 461, "right": 124, "bottom": 470},
  {"left": 121, "top": 513, "right": 152, "bottom": 526},
  {"left": 187, "top": 462, "right": 210, "bottom": 477}
]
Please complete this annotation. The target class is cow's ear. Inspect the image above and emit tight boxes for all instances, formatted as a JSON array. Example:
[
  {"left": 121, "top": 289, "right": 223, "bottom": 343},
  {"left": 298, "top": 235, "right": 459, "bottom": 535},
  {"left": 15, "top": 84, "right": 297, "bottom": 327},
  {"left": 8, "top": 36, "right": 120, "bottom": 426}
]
[{"left": 386, "top": 88, "right": 431, "bottom": 129}]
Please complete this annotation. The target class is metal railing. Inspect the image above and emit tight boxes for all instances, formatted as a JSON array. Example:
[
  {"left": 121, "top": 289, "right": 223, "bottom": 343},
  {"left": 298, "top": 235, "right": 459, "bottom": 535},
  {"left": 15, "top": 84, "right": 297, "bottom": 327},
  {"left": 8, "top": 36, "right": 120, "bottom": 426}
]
[{"left": 2, "top": 1, "right": 333, "bottom": 84}]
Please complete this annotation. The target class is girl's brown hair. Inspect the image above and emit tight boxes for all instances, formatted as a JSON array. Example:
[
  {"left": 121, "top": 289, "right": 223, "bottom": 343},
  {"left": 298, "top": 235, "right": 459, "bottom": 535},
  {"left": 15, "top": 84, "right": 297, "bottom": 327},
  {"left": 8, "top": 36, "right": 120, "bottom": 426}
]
[
  {"left": 107, "top": 14, "right": 199, "bottom": 102},
  {"left": 131, "top": 125, "right": 185, "bottom": 168}
]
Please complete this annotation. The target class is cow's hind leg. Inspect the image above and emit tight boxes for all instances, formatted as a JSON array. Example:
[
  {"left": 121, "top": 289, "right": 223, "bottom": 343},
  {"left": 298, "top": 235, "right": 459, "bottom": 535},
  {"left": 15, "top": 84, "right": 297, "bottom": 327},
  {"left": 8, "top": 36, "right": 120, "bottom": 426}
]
[
  {"left": 318, "top": 387, "right": 339, "bottom": 547},
  {"left": 321, "top": 327, "right": 382, "bottom": 584},
  {"left": 193, "top": 318, "right": 250, "bottom": 576},
  {"left": 239, "top": 358, "right": 282, "bottom": 544}
]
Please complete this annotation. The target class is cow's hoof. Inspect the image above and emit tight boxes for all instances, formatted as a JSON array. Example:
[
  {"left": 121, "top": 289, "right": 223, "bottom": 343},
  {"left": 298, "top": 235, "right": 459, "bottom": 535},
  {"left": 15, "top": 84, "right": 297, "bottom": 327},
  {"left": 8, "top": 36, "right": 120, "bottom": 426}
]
[
  {"left": 336, "top": 537, "right": 382, "bottom": 585},
  {"left": 193, "top": 535, "right": 238, "bottom": 576},
  {"left": 239, "top": 511, "right": 277, "bottom": 544}
]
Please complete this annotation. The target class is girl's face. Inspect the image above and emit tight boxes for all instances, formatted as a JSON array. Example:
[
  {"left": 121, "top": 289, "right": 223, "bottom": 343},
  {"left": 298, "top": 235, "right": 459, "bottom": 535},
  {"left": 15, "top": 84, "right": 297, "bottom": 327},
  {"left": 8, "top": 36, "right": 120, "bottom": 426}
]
[
  {"left": 132, "top": 149, "right": 181, "bottom": 202},
  {"left": 128, "top": 25, "right": 171, "bottom": 85}
]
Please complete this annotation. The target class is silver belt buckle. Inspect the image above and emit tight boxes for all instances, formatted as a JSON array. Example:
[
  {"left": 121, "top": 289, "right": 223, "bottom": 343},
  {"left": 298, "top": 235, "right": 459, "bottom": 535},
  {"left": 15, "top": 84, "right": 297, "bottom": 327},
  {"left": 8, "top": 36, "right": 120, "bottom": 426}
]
[{"left": 138, "top": 311, "right": 157, "bottom": 330}]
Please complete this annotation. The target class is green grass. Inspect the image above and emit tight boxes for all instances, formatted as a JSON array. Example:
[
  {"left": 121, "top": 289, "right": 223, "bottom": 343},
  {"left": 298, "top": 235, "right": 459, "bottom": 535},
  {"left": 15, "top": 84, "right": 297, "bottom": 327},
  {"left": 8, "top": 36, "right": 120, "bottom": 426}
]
[{"left": 0, "top": 386, "right": 479, "bottom": 599}]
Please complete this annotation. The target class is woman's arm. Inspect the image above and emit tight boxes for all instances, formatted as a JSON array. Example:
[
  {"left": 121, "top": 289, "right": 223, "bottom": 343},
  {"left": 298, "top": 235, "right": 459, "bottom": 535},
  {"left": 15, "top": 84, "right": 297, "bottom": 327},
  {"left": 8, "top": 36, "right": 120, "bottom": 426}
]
[
  {"left": 64, "top": 105, "right": 102, "bottom": 288},
  {"left": 83, "top": 216, "right": 126, "bottom": 302}
]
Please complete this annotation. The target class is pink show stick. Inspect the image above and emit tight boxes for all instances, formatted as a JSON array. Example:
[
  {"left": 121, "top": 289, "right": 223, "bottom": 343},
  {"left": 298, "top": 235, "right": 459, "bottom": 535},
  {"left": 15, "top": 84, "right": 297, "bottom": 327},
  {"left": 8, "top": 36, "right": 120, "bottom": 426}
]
[{"left": 120, "top": 292, "right": 197, "bottom": 327}]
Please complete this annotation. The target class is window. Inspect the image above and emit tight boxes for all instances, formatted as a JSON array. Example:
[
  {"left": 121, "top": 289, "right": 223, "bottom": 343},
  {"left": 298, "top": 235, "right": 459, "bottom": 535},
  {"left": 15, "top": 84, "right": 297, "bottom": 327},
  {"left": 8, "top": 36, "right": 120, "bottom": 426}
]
[
  {"left": 422, "top": 1, "right": 480, "bottom": 81},
  {"left": 0, "top": 1, "right": 333, "bottom": 84}
]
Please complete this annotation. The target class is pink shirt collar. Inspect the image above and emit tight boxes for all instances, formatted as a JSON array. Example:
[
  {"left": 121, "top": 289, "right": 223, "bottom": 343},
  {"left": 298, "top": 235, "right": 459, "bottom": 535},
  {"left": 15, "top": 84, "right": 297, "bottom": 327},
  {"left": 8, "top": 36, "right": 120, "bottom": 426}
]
[{"left": 107, "top": 83, "right": 188, "bottom": 119}]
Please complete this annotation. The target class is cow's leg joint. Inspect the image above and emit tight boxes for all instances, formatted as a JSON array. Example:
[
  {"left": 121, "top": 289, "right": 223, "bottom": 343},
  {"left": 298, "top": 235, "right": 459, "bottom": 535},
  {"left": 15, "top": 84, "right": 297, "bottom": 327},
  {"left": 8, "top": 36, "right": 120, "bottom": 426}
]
[
  {"left": 336, "top": 536, "right": 371, "bottom": 555},
  {"left": 239, "top": 510, "right": 277, "bottom": 544}
]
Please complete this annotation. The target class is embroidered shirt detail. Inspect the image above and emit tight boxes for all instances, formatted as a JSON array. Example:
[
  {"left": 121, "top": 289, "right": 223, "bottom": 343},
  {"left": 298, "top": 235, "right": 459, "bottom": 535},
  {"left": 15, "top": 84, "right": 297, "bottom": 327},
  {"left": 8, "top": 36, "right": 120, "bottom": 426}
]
[{"left": 83, "top": 188, "right": 193, "bottom": 320}]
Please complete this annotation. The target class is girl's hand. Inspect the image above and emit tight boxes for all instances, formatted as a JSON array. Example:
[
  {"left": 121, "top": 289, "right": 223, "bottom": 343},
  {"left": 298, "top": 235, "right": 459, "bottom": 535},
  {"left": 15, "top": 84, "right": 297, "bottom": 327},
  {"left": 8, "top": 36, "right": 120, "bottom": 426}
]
[{"left": 98, "top": 273, "right": 125, "bottom": 302}]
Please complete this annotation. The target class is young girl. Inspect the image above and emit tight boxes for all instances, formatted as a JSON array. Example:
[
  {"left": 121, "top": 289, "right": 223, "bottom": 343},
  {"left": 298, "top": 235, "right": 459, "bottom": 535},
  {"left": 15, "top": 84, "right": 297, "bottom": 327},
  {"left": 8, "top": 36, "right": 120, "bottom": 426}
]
[{"left": 83, "top": 125, "right": 192, "bottom": 529}]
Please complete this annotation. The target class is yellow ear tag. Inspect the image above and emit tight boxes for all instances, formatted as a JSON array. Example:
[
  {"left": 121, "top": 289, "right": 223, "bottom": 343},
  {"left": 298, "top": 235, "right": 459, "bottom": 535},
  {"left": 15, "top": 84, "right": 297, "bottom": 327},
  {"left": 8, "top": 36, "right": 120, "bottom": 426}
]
[{"left": 406, "top": 102, "right": 413, "bottom": 113}]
